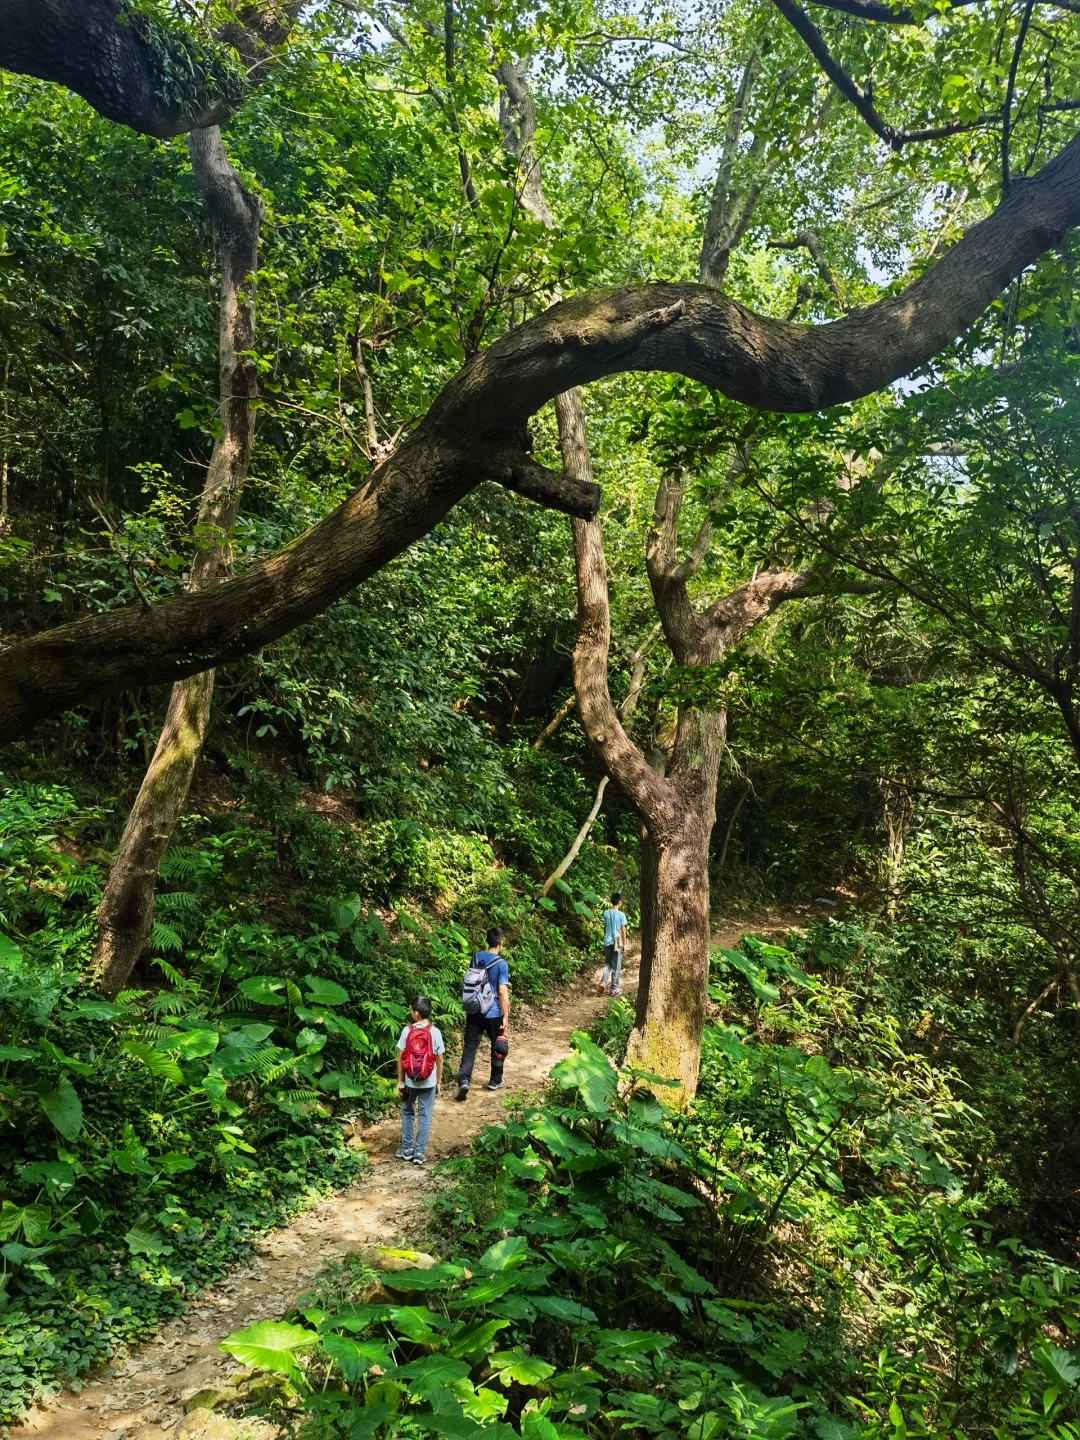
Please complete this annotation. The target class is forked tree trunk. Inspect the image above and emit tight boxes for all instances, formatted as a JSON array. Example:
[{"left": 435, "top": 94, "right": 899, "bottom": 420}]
[{"left": 92, "top": 127, "right": 261, "bottom": 997}]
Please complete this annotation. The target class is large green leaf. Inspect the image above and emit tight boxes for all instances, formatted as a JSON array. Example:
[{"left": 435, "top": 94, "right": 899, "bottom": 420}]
[
  {"left": 526, "top": 1112, "right": 597, "bottom": 1159},
  {"left": 304, "top": 975, "right": 349, "bottom": 1006},
  {"left": 236, "top": 976, "right": 287, "bottom": 1006},
  {"left": 1033, "top": 1343, "right": 1080, "bottom": 1390},
  {"left": 446, "top": 1317, "right": 511, "bottom": 1357},
  {"left": 528, "top": 1295, "right": 597, "bottom": 1325},
  {"left": 38, "top": 1074, "right": 83, "bottom": 1140},
  {"left": 122, "top": 1041, "right": 183, "bottom": 1083},
  {"left": 477, "top": 1236, "right": 528, "bottom": 1273},
  {"left": 219, "top": 1320, "right": 317, "bottom": 1384},
  {"left": 321, "top": 1335, "right": 391, "bottom": 1382},
  {"left": 171, "top": 1028, "right": 220, "bottom": 1060},
  {"left": 550, "top": 1034, "right": 617, "bottom": 1115},
  {"left": 124, "top": 1219, "right": 170, "bottom": 1257},
  {"left": 490, "top": 1348, "right": 556, "bottom": 1387}
]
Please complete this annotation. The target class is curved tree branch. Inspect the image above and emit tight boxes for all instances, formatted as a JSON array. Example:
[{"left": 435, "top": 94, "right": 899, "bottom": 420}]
[
  {"left": 3, "top": 126, "right": 1080, "bottom": 740},
  {"left": 0, "top": 0, "right": 299, "bottom": 138}
]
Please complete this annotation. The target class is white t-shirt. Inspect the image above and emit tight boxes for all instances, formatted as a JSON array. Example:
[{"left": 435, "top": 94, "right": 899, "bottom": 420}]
[{"left": 397, "top": 1020, "right": 445, "bottom": 1089}]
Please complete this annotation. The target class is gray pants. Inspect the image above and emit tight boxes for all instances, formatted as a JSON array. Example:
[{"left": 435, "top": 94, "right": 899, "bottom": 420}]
[{"left": 401, "top": 1084, "right": 435, "bottom": 1159}]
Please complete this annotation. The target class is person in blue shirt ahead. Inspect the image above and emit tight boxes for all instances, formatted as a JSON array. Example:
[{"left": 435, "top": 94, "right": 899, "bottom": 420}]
[
  {"left": 600, "top": 894, "right": 628, "bottom": 996},
  {"left": 455, "top": 926, "right": 510, "bottom": 1100}
]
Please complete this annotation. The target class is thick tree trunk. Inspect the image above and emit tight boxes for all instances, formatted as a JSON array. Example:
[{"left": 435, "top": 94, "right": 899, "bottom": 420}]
[
  {"left": 91, "top": 128, "right": 260, "bottom": 997},
  {"left": 626, "top": 705, "right": 726, "bottom": 1094},
  {"left": 627, "top": 786, "right": 712, "bottom": 1095}
]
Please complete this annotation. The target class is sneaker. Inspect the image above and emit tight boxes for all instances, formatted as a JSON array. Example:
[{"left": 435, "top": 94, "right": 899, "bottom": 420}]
[
  {"left": 395, "top": 1147, "right": 414, "bottom": 1160},
  {"left": 611, "top": 988, "right": 623, "bottom": 997},
  {"left": 455, "top": 1085, "right": 469, "bottom": 1102},
  {"left": 412, "top": 1155, "right": 426, "bottom": 1167},
  {"left": 486, "top": 1079, "right": 507, "bottom": 1091},
  {"left": 597, "top": 982, "right": 607, "bottom": 995}
]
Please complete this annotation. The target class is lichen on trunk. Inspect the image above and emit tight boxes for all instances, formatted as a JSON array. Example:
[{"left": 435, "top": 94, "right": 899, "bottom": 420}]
[{"left": 91, "top": 126, "right": 261, "bottom": 997}]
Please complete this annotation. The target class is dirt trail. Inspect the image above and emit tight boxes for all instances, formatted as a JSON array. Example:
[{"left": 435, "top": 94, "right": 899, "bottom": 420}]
[
  {"left": 15, "top": 961, "right": 639, "bottom": 1440},
  {"left": 15, "top": 906, "right": 809, "bottom": 1440}
]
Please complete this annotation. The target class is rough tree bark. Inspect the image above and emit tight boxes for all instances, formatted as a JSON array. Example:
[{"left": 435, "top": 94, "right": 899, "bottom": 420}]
[
  {"left": 0, "top": 0, "right": 301, "bottom": 138},
  {"left": 91, "top": 127, "right": 261, "bottom": 997}
]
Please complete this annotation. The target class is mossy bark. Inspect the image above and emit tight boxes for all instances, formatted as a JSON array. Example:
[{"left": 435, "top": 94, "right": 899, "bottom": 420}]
[{"left": 91, "top": 128, "right": 260, "bottom": 997}]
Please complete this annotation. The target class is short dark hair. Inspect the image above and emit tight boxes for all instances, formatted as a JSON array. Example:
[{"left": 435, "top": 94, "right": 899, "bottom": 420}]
[
  {"left": 612, "top": 893, "right": 622, "bottom": 904},
  {"left": 412, "top": 995, "right": 432, "bottom": 1019},
  {"left": 486, "top": 926, "right": 505, "bottom": 949}
]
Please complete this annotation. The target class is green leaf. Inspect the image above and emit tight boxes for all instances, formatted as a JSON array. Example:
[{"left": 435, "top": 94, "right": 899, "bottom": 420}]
[
  {"left": 526, "top": 1113, "right": 597, "bottom": 1159},
  {"left": 528, "top": 1295, "right": 597, "bottom": 1325},
  {"left": 322, "top": 1335, "right": 391, "bottom": 1382},
  {"left": 389, "top": 1355, "right": 472, "bottom": 1398},
  {"left": 1033, "top": 1344, "right": 1080, "bottom": 1390},
  {"left": 0, "top": 1045, "right": 34, "bottom": 1062},
  {"left": 477, "top": 1236, "right": 529, "bottom": 1273},
  {"left": 389, "top": 1306, "right": 447, "bottom": 1346},
  {"left": 446, "top": 1317, "right": 512, "bottom": 1357},
  {"left": 38, "top": 1075, "right": 83, "bottom": 1140},
  {"left": 347, "top": 1404, "right": 394, "bottom": 1439},
  {"left": 236, "top": 976, "right": 287, "bottom": 1006},
  {"left": 304, "top": 975, "right": 349, "bottom": 1006},
  {"left": 490, "top": 1348, "right": 556, "bottom": 1387},
  {"left": 124, "top": 1219, "right": 170, "bottom": 1256},
  {"left": 550, "top": 1034, "right": 617, "bottom": 1115},
  {"left": 219, "top": 1320, "right": 317, "bottom": 1384},
  {"left": 328, "top": 895, "right": 363, "bottom": 933},
  {"left": 122, "top": 1041, "right": 183, "bottom": 1083},
  {"left": 172, "top": 1028, "right": 220, "bottom": 1060}
]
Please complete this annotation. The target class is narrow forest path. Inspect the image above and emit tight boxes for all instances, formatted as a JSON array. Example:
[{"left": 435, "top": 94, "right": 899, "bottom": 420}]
[
  {"left": 14, "top": 959, "right": 640, "bottom": 1440},
  {"left": 15, "top": 905, "right": 809, "bottom": 1440}
]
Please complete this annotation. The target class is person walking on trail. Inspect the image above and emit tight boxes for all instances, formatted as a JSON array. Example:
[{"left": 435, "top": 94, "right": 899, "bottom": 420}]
[
  {"left": 396, "top": 995, "right": 444, "bottom": 1167},
  {"left": 600, "top": 894, "right": 628, "bottom": 997},
  {"left": 455, "top": 926, "right": 510, "bottom": 1101}
]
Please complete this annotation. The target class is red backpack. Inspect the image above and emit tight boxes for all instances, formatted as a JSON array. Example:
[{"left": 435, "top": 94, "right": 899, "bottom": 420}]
[{"left": 402, "top": 1023, "right": 436, "bottom": 1083}]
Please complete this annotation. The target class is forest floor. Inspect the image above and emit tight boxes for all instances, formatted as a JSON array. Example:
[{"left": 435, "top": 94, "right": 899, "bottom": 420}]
[{"left": 13, "top": 908, "right": 807, "bottom": 1440}]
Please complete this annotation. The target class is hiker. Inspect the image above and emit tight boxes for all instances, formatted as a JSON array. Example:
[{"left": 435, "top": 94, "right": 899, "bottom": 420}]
[
  {"left": 396, "top": 995, "right": 444, "bottom": 1167},
  {"left": 455, "top": 925, "right": 510, "bottom": 1101},
  {"left": 600, "top": 893, "right": 628, "bottom": 996}
]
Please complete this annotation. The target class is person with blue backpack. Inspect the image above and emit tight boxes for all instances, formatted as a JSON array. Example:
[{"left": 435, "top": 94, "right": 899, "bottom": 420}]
[{"left": 455, "top": 926, "right": 510, "bottom": 1101}]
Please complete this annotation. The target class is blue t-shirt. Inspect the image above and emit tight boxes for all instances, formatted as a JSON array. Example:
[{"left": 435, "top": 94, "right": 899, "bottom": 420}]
[
  {"left": 603, "top": 908, "right": 627, "bottom": 947},
  {"left": 474, "top": 950, "right": 509, "bottom": 1020}
]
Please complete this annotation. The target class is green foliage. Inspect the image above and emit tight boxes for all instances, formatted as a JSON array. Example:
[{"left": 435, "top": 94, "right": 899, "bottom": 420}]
[{"left": 224, "top": 984, "right": 1080, "bottom": 1440}]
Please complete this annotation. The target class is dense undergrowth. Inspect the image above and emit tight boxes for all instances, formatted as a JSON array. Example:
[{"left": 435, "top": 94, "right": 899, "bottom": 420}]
[
  {"left": 0, "top": 748, "right": 619, "bottom": 1423},
  {"left": 215, "top": 922, "right": 1080, "bottom": 1440}
]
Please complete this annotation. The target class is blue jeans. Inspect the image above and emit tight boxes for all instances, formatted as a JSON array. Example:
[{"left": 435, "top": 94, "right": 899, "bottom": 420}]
[
  {"left": 602, "top": 945, "right": 623, "bottom": 991},
  {"left": 401, "top": 1084, "right": 436, "bottom": 1159}
]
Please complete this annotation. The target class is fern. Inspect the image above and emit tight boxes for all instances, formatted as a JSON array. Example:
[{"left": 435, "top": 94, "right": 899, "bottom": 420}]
[
  {"left": 159, "top": 846, "right": 203, "bottom": 880},
  {"left": 153, "top": 956, "right": 196, "bottom": 990},
  {"left": 156, "top": 889, "right": 200, "bottom": 916},
  {"left": 150, "top": 921, "right": 183, "bottom": 954}
]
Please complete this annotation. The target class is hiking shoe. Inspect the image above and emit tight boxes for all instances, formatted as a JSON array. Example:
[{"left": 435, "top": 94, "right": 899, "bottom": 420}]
[
  {"left": 395, "top": 1147, "right": 414, "bottom": 1160},
  {"left": 486, "top": 1079, "right": 507, "bottom": 1091},
  {"left": 455, "top": 1085, "right": 469, "bottom": 1102},
  {"left": 412, "top": 1155, "right": 426, "bottom": 1167}
]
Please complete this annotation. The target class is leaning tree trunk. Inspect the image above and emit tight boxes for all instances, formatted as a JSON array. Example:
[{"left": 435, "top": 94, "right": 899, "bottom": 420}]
[{"left": 92, "top": 127, "right": 261, "bottom": 997}]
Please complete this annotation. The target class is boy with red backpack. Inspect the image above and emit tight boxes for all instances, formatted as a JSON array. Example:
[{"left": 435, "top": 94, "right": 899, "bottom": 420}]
[{"left": 396, "top": 995, "right": 444, "bottom": 1166}]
